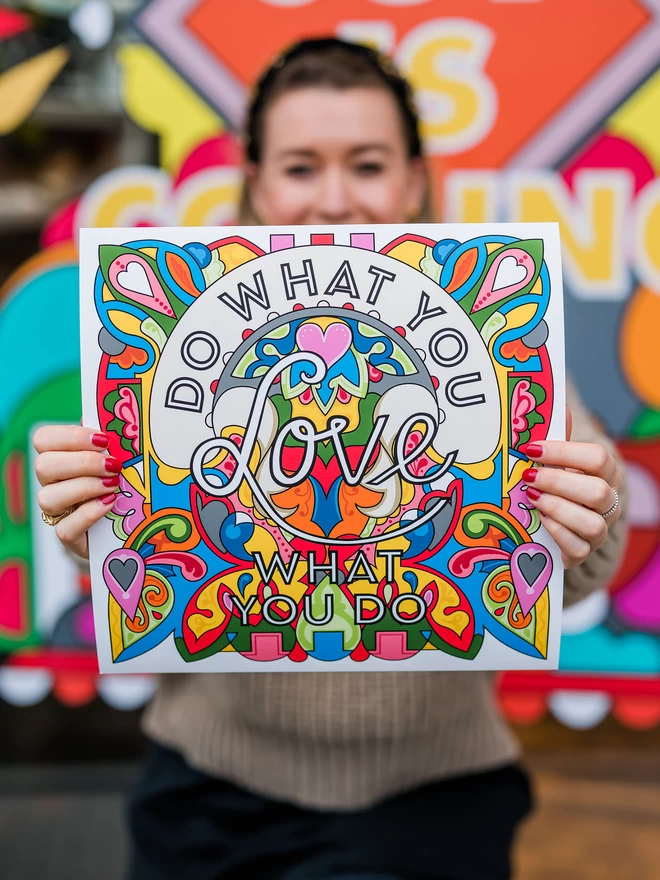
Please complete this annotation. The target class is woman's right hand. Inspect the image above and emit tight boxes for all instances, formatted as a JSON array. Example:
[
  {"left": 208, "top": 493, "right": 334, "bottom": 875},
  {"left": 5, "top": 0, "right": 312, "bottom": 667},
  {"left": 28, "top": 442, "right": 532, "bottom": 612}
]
[{"left": 33, "top": 425, "right": 122, "bottom": 559}]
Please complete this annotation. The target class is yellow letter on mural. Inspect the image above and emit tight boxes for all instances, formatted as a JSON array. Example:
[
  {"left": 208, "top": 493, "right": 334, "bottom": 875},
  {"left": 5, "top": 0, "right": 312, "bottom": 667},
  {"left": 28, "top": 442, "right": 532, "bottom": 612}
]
[
  {"left": 173, "top": 167, "right": 242, "bottom": 227},
  {"left": 76, "top": 166, "right": 171, "bottom": 231},
  {"left": 396, "top": 19, "right": 497, "bottom": 155},
  {"left": 510, "top": 170, "right": 632, "bottom": 300},
  {"left": 444, "top": 171, "right": 499, "bottom": 222},
  {"left": 634, "top": 178, "right": 660, "bottom": 294}
]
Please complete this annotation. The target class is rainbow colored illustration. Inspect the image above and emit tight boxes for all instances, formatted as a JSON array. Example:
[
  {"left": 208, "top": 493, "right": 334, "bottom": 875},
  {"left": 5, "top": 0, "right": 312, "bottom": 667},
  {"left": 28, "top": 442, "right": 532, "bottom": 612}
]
[{"left": 83, "top": 226, "right": 563, "bottom": 671}]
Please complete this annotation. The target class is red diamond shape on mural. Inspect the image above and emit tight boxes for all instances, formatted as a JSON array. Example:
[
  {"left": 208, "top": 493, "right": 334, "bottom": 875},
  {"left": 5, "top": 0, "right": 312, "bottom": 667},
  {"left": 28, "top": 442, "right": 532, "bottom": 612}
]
[{"left": 135, "top": 0, "right": 660, "bottom": 170}]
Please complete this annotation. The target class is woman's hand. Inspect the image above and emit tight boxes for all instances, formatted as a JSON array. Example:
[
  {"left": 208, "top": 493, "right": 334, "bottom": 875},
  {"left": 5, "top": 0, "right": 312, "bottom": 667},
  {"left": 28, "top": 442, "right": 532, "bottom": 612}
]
[
  {"left": 519, "top": 408, "right": 622, "bottom": 569},
  {"left": 33, "top": 425, "right": 122, "bottom": 559}
]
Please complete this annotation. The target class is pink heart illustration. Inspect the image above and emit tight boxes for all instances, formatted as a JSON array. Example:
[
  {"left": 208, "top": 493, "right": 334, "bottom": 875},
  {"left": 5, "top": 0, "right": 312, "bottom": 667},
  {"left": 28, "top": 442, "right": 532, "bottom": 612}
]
[
  {"left": 103, "top": 548, "right": 145, "bottom": 621},
  {"left": 108, "top": 254, "right": 175, "bottom": 317},
  {"left": 471, "top": 248, "right": 534, "bottom": 313},
  {"left": 296, "top": 322, "right": 352, "bottom": 367},
  {"left": 510, "top": 543, "right": 552, "bottom": 617}
]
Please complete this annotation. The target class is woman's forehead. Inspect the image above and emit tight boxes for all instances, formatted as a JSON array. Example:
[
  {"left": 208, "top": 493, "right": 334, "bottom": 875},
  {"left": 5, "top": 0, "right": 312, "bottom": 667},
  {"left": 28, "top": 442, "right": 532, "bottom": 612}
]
[{"left": 263, "top": 87, "right": 407, "bottom": 154}]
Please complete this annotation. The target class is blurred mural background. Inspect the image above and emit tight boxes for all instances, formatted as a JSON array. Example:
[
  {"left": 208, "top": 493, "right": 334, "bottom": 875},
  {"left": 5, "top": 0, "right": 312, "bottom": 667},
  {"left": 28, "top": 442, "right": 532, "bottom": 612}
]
[{"left": 0, "top": 0, "right": 659, "bottom": 771}]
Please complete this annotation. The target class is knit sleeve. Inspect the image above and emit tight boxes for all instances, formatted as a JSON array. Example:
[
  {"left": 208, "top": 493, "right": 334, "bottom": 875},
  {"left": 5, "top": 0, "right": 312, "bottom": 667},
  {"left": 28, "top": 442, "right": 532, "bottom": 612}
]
[{"left": 562, "top": 379, "right": 628, "bottom": 607}]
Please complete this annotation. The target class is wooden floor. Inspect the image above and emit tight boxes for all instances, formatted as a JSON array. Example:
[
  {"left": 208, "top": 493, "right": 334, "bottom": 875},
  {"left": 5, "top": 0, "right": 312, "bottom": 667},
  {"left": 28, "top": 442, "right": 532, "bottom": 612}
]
[
  {"left": 516, "top": 752, "right": 660, "bottom": 880},
  {"left": 1, "top": 751, "right": 659, "bottom": 879}
]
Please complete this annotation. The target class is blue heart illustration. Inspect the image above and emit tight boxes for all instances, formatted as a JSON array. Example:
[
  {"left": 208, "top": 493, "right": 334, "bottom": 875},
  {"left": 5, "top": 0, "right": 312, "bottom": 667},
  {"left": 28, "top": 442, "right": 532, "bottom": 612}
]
[
  {"left": 432, "top": 238, "right": 460, "bottom": 265},
  {"left": 184, "top": 241, "right": 212, "bottom": 268}
]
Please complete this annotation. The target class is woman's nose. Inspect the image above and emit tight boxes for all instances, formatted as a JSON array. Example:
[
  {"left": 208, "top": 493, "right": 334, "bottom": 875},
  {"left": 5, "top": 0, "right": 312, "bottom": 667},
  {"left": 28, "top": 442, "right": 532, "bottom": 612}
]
[{"left": 316, "top": 169, "right": 354, "bottom": 223}]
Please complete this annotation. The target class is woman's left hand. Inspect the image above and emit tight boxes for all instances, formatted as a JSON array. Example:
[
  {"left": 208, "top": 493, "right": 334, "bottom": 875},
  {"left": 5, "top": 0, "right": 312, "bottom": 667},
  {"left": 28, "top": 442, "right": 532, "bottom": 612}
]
[{"left": 519, "top": 408, "right": 622, "bottom": 569}]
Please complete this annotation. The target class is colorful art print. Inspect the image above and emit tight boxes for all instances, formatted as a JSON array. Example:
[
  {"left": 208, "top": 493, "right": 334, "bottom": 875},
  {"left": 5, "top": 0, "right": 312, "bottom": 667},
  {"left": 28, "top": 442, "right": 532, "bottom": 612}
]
[{"left": 80, "top": 224, "right": 565, "bottom": 673}]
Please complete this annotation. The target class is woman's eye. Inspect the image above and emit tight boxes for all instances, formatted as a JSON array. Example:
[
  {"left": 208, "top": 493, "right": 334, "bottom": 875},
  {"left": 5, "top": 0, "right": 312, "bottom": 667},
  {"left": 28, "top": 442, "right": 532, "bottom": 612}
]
[
  {"left": 285, "top": 165, "right": 314, "bottom": 178},
  {"left": 355, "top": 162, "right": 384, "bottom": 176}
]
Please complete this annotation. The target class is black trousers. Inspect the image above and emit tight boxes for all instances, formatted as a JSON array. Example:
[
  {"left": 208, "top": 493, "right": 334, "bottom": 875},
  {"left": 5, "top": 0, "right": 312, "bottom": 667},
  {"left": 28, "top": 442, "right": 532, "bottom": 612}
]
[{"left": 127, "top": 742, "right": 533, "bottom": 880}]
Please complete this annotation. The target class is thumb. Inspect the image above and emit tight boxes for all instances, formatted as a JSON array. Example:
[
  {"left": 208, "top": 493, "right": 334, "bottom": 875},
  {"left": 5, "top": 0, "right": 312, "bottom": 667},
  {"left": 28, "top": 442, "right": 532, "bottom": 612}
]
[{"left": 566, "top": 404, "right": 573, "bottom": 441}]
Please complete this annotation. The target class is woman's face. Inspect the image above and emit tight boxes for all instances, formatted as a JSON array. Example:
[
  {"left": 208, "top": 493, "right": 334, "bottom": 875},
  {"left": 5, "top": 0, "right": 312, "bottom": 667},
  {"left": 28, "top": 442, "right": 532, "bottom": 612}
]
[{"left": 247, "top": 87, "right": 426, "bottom": 226}]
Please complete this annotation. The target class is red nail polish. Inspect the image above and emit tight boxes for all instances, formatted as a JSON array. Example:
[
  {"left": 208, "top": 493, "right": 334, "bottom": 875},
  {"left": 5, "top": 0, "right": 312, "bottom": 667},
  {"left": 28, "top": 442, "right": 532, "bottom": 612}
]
[
  {"left": 104, "top": 457, "right": 122, "bottom": 474},
  {"left": 100, "top": 493, "right": 117, "bottom": 505},
  {"left": 522, "top": 467, "right": 538, "bottom": 483},
  {"left": 519, "top": 443, "right": 543, "bottom": 458},
  {"left": 92, "top": 432, "right": 109, "bottom": 449},
  {"left": 526, "top": 487, "right": 542, "bottom": 501},
  {"left": 102, "top": 475, "right": 120, "bottom": 488}
]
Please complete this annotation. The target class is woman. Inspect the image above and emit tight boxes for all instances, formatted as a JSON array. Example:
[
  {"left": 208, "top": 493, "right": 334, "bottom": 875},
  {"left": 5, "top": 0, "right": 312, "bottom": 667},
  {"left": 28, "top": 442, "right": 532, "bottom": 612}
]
[{"left": 34, "top": 39, "right": 626, "bottom": 880}]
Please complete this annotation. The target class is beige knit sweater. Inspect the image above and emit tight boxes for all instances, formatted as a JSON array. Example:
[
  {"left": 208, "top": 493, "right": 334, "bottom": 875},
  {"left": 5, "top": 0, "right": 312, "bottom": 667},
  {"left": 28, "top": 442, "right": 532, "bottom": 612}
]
[{"left": 142, "top": 381, "right": 628, "bottom": 809}]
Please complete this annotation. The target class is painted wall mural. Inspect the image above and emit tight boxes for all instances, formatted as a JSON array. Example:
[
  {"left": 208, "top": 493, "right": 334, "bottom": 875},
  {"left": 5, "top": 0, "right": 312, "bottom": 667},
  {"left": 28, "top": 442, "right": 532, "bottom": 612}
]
[
  {"left": 0, "top": 3, "right": 70, "bottom": 136},
  {"left": 1, "top": 0, "right": 659, "bottom": 724},
  {"left": 0, "top": 244, "right": 154, "bottom": 709}
]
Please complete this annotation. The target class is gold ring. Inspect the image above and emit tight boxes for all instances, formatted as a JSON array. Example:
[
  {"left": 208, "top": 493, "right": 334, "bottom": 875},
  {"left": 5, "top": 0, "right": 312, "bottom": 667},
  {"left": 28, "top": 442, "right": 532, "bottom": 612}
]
[{"left": 41, "top": 506, "right": 75, "bottom": 526}]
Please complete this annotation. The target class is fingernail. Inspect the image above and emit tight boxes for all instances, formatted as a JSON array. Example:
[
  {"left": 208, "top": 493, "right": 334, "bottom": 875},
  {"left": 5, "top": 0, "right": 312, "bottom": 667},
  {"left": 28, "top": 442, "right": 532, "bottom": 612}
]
[
  {"left": 519, "top": 443, "right": 543, "bottom": 459},
  {"left": 104, "top": 457, "right": 122, "bottom": 474},
  {"left": 91, "top": 432, "right": 109, "bottom": 449},
  {"left": 526, "top": 487, "right": 542, "bottom": 501},
  {"left": 100, "top": 493, "right": 117, "bottom": 506},
  {"left": 101, "top": 475, "right": 120, "bottom": 488},
  {"left": 522, "top": 467, "right": 538, "bottom": 483}
]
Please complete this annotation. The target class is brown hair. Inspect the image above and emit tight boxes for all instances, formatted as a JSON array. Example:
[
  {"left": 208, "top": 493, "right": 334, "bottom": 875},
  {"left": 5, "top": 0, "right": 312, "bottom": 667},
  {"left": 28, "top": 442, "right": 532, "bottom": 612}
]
[{"left": 238, "top": 37, "right": 433, "bottom": 223}]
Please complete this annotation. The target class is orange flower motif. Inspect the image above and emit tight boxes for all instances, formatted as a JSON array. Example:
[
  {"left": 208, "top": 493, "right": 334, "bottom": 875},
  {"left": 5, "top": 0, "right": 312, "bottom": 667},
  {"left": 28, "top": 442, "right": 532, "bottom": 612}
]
[
  {"left": 500, "top": 338, "right": 536, "bottom": 362},
  {"left": 111, "top": 346, "right": 149, "bottom": 369}
]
